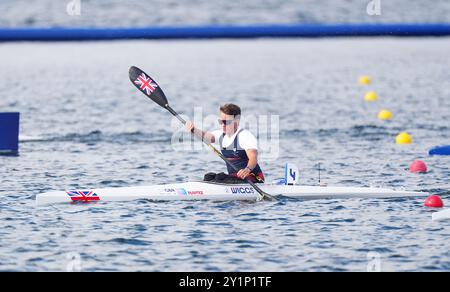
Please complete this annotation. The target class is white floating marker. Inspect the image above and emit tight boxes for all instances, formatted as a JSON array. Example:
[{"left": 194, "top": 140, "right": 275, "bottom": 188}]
[
  {"left": 284, "top": 163, "right": 299, "bottom": 185},
  {"left": 432, "top": 209, "right": 450, "bottom": 222}
]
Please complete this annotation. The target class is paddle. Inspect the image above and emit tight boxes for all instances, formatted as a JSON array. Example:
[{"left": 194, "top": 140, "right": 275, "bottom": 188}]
[{"left": 129, "top": 66, "right": 275, "bottom": 201}]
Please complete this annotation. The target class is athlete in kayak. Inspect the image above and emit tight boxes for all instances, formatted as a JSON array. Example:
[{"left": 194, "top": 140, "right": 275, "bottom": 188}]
[{"left": 185, "top": 103, "right": 265, "bottom": 183}]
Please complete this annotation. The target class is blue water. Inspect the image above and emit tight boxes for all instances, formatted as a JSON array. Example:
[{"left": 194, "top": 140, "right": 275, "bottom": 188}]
[{"left": 1, "top": 38, "right": 450, "bottom": 271}]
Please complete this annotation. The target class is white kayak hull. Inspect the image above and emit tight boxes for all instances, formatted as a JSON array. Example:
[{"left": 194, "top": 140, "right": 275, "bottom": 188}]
[
  {"left": 432, "top": 209, "right": 450, "bottom": 222},
  {"left": 35, "top": 181, "right": 428, "bottom": 206}
]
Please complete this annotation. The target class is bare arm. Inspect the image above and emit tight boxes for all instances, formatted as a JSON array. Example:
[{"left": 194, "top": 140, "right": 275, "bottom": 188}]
[
  {"left": 245, "top": 149, "right": 258, "bottom": 170},
  {"left": 237, "top": 149, "right": 258, "bottom": 179},
  {"left": 185, "top": 121, "right": 216, "bottom": 143}
]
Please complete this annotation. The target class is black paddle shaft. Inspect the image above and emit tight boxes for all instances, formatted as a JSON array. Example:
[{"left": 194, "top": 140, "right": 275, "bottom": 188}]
[{"left": 129, "top": 66, "right": 274, "bottom": 200}]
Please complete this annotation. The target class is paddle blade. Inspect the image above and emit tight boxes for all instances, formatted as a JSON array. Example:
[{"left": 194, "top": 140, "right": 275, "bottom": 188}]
[{"left": 129, "top": 66, "right": 168, "bottom": 108}]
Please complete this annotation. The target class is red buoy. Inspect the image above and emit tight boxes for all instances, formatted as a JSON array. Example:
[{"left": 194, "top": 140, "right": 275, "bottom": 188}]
[
  {"left": 424, "top": 195, "right": 444, "bottom": 208},
  {"left": 409, "top": 160, "right": 427, "bottom": 173}
]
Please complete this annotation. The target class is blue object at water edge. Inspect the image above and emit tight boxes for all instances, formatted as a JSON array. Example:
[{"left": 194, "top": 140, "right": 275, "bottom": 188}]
[
  {"left": 1, "top": 24, "right": 450, "bottom": 41},
  {"left": 0, "top": 112, "right": 20, "bottom": 154},
  {"left": 429, "top": 145, "right": 450, "bottom": 156}
]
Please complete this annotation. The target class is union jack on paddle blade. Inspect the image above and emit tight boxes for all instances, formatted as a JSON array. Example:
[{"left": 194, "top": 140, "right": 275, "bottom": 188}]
[{"left": 134, "top": 73, "right": 158, "bottom": 96}]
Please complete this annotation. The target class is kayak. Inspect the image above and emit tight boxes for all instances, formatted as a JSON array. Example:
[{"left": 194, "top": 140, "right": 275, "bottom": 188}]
[
  {"left": 432, "top": 209, "right": 450, "bottom": 222},
  {"left": 429, "top": 145, "right": 450, "bottom": 156},
  {"left": 36, "top": 181, "right": 428, "bottom": 206}
]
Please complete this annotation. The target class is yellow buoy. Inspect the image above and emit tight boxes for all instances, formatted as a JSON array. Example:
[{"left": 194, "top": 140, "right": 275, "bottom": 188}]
[
  {"left": 378, "top": 109, "right": 393, "bottom": 120},
  {"left": 359, "top": 76, "right": 371, "bottom": 85},
  {"left": 396, "top": 132, "right": 412, "bottom": 144},
  {"left": 364, "top": 91, "right": 378, "bottom": 102}
]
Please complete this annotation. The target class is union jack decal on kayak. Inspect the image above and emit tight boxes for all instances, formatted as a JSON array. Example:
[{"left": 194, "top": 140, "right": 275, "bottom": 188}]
[
  {"left": 66, "top": 191, "right": 100, "bottom": 203},
  {"left": 134, "top": 73, "right": 158, "bottom": 95}
]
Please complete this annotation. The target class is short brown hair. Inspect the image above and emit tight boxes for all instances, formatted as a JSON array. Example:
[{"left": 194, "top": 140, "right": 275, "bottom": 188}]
[{"left": 220, "top": 103, "right": 241, "bottom": 117}]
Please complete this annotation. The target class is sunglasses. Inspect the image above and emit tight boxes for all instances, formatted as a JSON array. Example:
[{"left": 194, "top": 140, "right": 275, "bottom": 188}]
[{"left": 218, "top": 119, "right": 234, "bottom": 125}]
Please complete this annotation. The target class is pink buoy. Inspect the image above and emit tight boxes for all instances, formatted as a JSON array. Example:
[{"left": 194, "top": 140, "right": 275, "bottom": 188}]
[{"left": 409, "top": 160, "right": 427, "bottom": 173}]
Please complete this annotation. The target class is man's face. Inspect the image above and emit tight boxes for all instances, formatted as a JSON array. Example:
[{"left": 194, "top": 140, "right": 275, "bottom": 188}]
[{"left": 219, "top": 111, "right": 239, "bottom": 135}]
